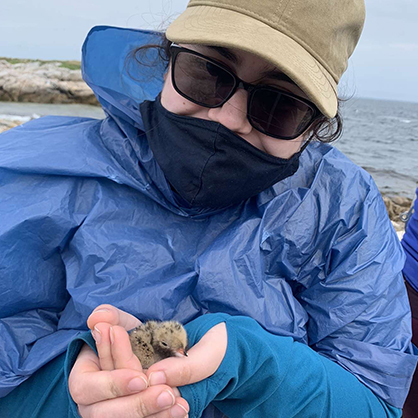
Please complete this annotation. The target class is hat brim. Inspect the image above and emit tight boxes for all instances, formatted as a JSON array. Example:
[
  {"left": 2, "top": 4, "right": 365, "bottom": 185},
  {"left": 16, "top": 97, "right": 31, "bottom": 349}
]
[{"left": 166, "top": 6, "right": 338, "bottom": 118}]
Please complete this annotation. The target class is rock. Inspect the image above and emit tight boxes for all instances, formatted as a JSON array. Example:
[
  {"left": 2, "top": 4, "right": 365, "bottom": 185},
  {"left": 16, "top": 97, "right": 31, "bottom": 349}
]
[
  {"left": 391, "top": 196, "right": 413, "bottom": 207},
  {"left": 0, "top": 119, "right": 22, "bottom": 133},
  {"left": 396, "top": 230, "right": 405, "bottom": 240},
  {"left": 383, "top": 195, "right": 412, "bottom": 222},
  {"left": 0, "top": 60, "right": 98, "bottom": 105},
  {"left": 0, "top": 115, "right": 36, "bottom": 133},
  {"left": 391, "top": 220, "right": 406, "bottom": 232},
  {"left": 383, "top": 195, "right": 413, "bottom": 236}
]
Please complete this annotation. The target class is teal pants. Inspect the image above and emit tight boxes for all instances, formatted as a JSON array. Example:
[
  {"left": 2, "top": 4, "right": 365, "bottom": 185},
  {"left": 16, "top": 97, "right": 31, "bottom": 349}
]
[{"left": 0, "top": 314, "right": 403, "bottom": 418}]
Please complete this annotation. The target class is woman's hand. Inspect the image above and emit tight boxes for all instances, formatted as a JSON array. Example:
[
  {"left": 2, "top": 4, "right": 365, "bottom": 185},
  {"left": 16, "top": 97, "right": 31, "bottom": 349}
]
[
  {"left": 86, "top": 305, "right": 228, "bottom": 388},
  {"left": 68, "top": 305, "right": 190, "bottom": 418},
  {"left": 146, "top": 321, "right": 228, "bottom": 389}
]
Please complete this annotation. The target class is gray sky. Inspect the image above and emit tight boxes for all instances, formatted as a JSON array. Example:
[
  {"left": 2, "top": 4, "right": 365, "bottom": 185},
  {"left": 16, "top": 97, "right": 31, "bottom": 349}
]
[{"left": 0, "top": 0, "right": 417, "bottom": 103}]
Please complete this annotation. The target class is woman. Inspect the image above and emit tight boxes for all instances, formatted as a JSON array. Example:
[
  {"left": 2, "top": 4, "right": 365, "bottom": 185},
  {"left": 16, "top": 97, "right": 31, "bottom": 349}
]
[{"left": 0, "top": 0, "right": 416, "bottom": 417}]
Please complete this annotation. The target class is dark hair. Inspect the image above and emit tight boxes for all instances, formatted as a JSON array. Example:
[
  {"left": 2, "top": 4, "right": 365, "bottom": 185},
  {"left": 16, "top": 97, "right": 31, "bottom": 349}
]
[{"left": 129, "top": 34, "right": 343, "bottom": 143}]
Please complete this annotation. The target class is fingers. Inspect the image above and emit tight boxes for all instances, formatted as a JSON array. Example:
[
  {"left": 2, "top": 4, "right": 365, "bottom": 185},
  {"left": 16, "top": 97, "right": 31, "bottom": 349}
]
[
  {"left": 93, "top": 323, "right": 143, "bottom": 372},
  {"left": 111, "top": 325, "right": 143, "bottom": 370},
  {"left": 147, "top": 396, "right": 189, "bottom": 418},
  {"left": 70, "top": 342, "right": 190, "bottom": 418},
  {"left": 93, "top": 322, "right": 115, "bottom": 371},
  {"left": 87, "top": 304, "right": 142, "bottom": 331},
  {"left": 69, "top": 345, "right": 148, "bottom": 406},
  {"left": 147, "top": 322, "right": 227, "bottom": 388},
  {"left": 78, "top": 385, "right": 189, "bottom": 418}
]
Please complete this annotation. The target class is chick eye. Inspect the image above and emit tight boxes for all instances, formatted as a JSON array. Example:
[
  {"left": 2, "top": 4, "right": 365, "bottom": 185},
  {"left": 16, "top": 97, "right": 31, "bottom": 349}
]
[{"left": 160, "top": 341, "right": 168, "bottom": 347}]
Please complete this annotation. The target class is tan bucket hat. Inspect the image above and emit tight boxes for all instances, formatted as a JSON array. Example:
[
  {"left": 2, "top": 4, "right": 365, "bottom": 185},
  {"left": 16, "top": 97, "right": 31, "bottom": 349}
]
[{"left": 166, "top": 0, "right": 366, "bottom": 118}]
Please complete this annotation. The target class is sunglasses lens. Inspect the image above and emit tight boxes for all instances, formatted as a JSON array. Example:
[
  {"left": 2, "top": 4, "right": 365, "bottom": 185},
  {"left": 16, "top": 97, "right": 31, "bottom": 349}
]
[
  {"left": 173, "top": 52, "right": 235, "bottom": 107},
  {"left": 249, "top": 88, "right": 316, "bottom": 139}
]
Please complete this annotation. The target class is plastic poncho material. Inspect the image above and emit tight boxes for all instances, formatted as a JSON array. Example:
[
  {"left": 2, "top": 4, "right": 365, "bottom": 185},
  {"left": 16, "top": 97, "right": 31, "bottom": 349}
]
[
  {"left": 402, "top": 188, "right": 418, "bottom": 291},
  {"left": 0, "top": 26, "right": 417, "bottom": 410}
]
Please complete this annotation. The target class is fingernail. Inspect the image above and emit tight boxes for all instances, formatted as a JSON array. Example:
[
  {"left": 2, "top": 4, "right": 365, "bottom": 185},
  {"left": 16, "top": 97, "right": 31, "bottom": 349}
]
[
  {"left": 127, "top": 376, "right": 148, "bottom": 393},
  {"left": 149, "top": 371, "right": 166, "bottom": 385},
  {"left": 110, "top": 326, "right": 115, "bottom": 345},
  {"left": 93, "top": 308, "right": 110, "bottom": 314},
  {"left": 171, "top": 403, "right": 189, "bottom": 417},
  {"left": 157, "top": 390, "right": 175, "bottom": 408},
  {"left": 92, "top": 327, "right": 102, "bottom": 345}
]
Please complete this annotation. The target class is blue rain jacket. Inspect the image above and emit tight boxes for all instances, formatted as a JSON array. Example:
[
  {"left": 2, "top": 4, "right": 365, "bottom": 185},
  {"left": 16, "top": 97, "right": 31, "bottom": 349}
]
[
  {"left": 0, "top": 26, "right": 417, "bottom": 410},
  {"left": 402, "top": 188, "right": 418, "bottom": 291}
]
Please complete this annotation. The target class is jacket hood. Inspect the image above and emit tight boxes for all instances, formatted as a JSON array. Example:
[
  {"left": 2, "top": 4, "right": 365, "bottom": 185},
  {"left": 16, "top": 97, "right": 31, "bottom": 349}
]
[
  {"left": 82, "top": 25, "right": 166, "bottom": 131},
  {"left": 82, "top": 26, "right": 213, "bottom": 216}
]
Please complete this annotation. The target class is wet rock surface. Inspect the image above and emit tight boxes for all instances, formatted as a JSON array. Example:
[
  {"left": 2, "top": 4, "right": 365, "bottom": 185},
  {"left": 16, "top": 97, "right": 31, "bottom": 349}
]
[
  {"left": 0, "top": 118, "right": 23, "bottom": 133},
  {"left": 383, "top": 196, "right": 412, "bottom": 239},
  {"left": 0, "top": 60, "right": 98, "bottom": 105}
]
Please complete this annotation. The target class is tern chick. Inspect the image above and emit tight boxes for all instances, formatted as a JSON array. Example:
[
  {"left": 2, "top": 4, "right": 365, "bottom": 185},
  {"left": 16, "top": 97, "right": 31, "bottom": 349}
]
[{"left": 129, "top": 320, "right": 188, "bottom": 368}]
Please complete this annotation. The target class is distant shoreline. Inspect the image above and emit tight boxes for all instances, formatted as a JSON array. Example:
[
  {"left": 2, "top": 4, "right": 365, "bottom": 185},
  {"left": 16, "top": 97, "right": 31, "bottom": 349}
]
[
  {"left": 0, "top": 57, "right": 81, "bottom": 71},
  {"left": 344, "top": 95, "right": 418, "bottom": 106}
]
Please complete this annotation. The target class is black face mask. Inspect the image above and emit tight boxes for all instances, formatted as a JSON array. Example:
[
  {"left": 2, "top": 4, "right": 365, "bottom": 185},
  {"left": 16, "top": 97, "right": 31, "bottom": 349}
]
[{"left": 140, "top": 96, "right": 303, "bottom": 209}]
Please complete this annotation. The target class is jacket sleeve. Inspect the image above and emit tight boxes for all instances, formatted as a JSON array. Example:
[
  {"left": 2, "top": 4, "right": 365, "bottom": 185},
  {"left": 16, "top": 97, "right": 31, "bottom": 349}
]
[
  {"left": 0, "top": 167, "right": 86, "bottom": 397},
  {"left": 177, "top": 314, "right": 402, "bottom": 418},
  {"left": 297, "top": 181, "right": 417, "bottom": 409}
]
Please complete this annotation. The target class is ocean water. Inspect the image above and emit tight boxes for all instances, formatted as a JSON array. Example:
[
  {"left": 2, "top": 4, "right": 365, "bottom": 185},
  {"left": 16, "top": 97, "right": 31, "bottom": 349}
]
[
  {"left": 0, "top": 98, "right": 417, "bottom": 198},
  {"left": 335, "top": 98, "right": 418, "bottom": 198}
]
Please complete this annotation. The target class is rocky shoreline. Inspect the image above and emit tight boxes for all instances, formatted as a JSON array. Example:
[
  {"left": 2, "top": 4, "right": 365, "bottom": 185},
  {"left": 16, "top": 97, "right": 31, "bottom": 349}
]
[
  {"left": 0, "top": 59, "right": 98, "bottom": 105},
  {"left": 0, "top": 114, "right": 32, "bottom": 133}
]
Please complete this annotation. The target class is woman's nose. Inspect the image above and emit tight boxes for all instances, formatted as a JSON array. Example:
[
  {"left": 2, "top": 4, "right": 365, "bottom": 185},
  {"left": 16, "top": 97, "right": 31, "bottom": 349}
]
[{"left": 207, "top": 89, "right": 253, "bottom": 135}]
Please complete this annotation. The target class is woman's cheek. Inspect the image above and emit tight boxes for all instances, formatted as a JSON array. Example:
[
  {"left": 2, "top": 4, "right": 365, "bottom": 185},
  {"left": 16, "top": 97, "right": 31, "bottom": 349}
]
[
  {"left": 162, "top": 97, "right": 210, "bottom": 118},
  {"left": 259, "top": 135, "right": 304, "bottom": 158},
  {"left": 160, "top": 89, "right": 202, "bottom": 117}
]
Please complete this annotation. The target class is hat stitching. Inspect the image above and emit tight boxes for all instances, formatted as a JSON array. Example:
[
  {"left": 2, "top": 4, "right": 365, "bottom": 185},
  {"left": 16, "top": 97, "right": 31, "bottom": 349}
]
[
  {"left": 189, "top": 1, "right": 288, "bottom": 29},
  {"left": 275, "top": 0, "right": 291, "bottom": 25},
  {"left": 284, "top": 0, "right": 297, "bottom": 23},
  {"left": 287, "top": 56, "right": 332, "bottom": 99},
  {"left": 278, "top": 19, "right": 340, "bottom": 83},
  {"left": 317, "top": 65, "right": 338, "bottom": 97}
]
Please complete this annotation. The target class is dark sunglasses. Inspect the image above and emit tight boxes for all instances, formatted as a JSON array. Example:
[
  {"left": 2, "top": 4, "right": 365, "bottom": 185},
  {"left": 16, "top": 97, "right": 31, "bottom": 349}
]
[{"left": 169, "top": 44, "right": 320, "bottom": 140}]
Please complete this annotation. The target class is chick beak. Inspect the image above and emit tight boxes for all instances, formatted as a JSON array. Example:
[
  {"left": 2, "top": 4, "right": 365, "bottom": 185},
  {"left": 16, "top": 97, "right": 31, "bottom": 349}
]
[{"left": 175, "top": 348, "right": 188, "bottom": 358}]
